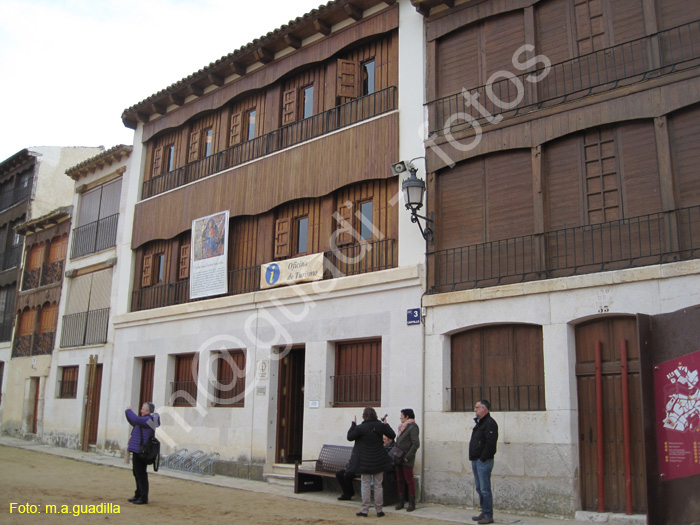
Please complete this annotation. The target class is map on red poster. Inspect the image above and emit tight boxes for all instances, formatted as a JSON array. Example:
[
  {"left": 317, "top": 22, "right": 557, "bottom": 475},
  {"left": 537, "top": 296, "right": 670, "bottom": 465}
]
[{"left": 654, "top": 350, "right": 700, "bottom": 481}]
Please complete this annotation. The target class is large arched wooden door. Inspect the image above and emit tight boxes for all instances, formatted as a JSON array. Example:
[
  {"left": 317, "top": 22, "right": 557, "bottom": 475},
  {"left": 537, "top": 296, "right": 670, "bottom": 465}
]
[{"left": 575, "top": 316, "right": 647, "bottom": 513}]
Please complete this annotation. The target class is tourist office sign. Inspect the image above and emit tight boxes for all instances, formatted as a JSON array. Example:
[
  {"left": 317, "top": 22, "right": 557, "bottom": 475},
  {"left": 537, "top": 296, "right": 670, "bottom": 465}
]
[
  {"left": 260, "top": 253, "right": 324, "bottom": 290},
  {"left": 654, "top": 349, "right": 700, "bottom": 481}
]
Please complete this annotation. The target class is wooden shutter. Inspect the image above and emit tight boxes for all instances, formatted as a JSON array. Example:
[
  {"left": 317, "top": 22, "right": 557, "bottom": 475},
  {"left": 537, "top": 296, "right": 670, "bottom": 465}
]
[
  {"left": 274, "top": 218, "right": 290, "bottom": 258},
  {"left": 336, "top": 204, "right": 354, "bottom": 246},
  {"left": 39, "top": 304, "right": 58, "bottom": 333},
  {"left": 584, "top": 128, "right": 620, "bottom": 224},
  {"left": 19, "top": 309, "right": 36, "bottom": 337},
  {"left": 282, "top": 89, "right": 297, "bottom": 125},
  {"left": 88, "top": 269, "right": 112, "bottom": 311},
  {"left": 27, "top": 244, "right": 45, "bottom": 270},
  {"left": 179, "top": 244, "right": 191, "bottom": 279},
  {"left": 337, "top": 59, "right": 358, "bottom": 99},
  {"left": 139, "top": 358, "right": 155, "bottom": 409},
  {"left": 188, "top": 130, "right": 200, "bottom": 162},
  {"left": 151, "top": 147, "right": 163, "bottom": 176},
  {"left": 141, "top": 254, "right": 153, "bottom": 287},
  {"left": 229, "top": 112, "right": 242, "bottom": 146},
  {"left": 48, "top": 236, "right": 68, "bottom": 263}
]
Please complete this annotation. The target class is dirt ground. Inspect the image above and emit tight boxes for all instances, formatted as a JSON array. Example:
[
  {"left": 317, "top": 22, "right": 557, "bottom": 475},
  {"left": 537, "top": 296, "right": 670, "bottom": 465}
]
[{"left": 0, "top": 446, "right": 447, "bottom": 525}]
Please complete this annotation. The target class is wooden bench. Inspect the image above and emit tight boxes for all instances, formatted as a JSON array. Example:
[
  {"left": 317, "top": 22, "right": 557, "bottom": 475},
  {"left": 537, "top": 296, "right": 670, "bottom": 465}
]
[{"left": 294, "top": 444, "right": 397, "bottom": 503}]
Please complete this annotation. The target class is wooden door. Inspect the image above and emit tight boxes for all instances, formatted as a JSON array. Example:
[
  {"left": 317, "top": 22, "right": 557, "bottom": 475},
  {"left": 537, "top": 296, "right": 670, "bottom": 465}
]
[
  {"left": 139, "top": 358, "right": 155, "bottom": 409},
  {"left": 82, "top": 356, "right": 102, "bottom": 449},
  {"left": 31, "top": 377, "right": 39, "bottom": 434},
  {"left": 575, "top": 317, "right": 647, "bottom": 513},
  {"left": 275, "top": 346, "right": 305, "bottom": 463}
]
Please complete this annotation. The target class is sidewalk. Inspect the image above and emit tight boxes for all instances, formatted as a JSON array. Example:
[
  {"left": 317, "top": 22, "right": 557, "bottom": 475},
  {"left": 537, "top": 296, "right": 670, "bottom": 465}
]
[{"left": 0, "top": 436, "right": 639, "bottom": 525}]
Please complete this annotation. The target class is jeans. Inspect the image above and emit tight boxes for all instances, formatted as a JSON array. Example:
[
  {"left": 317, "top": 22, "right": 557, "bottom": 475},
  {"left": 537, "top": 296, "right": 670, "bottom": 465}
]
[{"left": 471, "top": 459, "right": 494, "bottom": 518}]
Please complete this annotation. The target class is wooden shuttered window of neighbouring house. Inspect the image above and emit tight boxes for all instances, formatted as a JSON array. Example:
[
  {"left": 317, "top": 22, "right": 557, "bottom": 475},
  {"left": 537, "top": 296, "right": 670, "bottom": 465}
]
[
  {"left": 333, "top": 339, "right": 381, "bottom": 406},
  {"left": 335, "top": 203, "right": 354, "bottom": 246},
  {"left": 141, "top": 254, "right": 153, "bottom": 287},
  {"left": 48, "top": 235, "right": 67, "bottom": 263},
  {"left": 59, "top": 366, "right": 79, "bottom": 399},
  {"left": 151, "top": 146, "right": 163, "bottom": 177},
  {"left": 214, "top": 350, "right": 246, "bottom": 407},
  {"left": 139, "top": 357, "right": 155, "bottom": 410},
  {"left": 229, "top": 112, "right": 243, "bottom": 147},
  {"left": 274, "top": 218, "right": 290, "bottom": 259},
  {"left": 337, "top": 59, "right": 358, "bottom": 99},
  {"left": 179, "top": 244, "right": 191, "bottom": 280},
  {"left": 188, "top": 130, "right": 200, "bottom": 163},
  {"left": 172, "top": 354, "right": 198, "bottom": 407},
  {"left": 450, "top": 324, "right": 545, "bottom": 412},
  {"left": 282, "top": 88, "right": 297, "bottom": 125}
]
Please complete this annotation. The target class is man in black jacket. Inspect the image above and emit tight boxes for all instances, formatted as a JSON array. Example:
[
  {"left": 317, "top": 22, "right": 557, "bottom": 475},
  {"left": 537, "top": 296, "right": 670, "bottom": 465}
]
[{"left": 469, "top": 400, "right": 498, "bottom": 525}]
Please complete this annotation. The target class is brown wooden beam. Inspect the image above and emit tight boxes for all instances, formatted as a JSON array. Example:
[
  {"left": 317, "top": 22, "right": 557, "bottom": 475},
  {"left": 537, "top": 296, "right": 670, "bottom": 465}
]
[
  {"left": 314, "top": 18, "right": 331, "bottom": 35},
  {"left": 344, "top": 3, "right": 362, "bottom": 20},
  {"left": 385, "top": 0, "right": 397, "bottom": 5},
  {"left": 254, "top": 47, "right": 274, "bottom": 64},
  {"left": 208, "top": 73, "right": 224, "bottom": 86},
  {"left": 411, "top": 0, "right": 431, "bottom": 16},
  {"left": 169, "top": 94, "right": 185, "bottom": 106},
  {"left": 443, "top": 0, "right": 455, "bottom": 7},
  {"left": 180, "top": 84, "right": 204, "bottom": 97},
  {"left": 150, "top": 103, "right": 167, "bottom": 115},
  {"left": 284, "top": 34, "right": 302, "bottom": 50},
  {"left": 231, "top": 61, "right": 246, "bottom": 76},
  {"left": 136, "top": 112, "right": 150, "bottom": 123}
]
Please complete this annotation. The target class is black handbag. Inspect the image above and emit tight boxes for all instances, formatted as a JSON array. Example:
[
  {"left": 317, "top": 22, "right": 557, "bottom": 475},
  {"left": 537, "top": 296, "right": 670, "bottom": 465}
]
[
  {"left": 138, "top": 426, "right": 160, "bottom": 471},
  {"left": 389, "top": 445, "right": 405, "bottom": 463}
]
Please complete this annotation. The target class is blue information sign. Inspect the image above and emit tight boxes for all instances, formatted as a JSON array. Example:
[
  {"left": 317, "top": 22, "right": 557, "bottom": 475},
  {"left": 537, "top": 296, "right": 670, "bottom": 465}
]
[{"left": 407, "top": 308, "right": 421, "bottom": 325}]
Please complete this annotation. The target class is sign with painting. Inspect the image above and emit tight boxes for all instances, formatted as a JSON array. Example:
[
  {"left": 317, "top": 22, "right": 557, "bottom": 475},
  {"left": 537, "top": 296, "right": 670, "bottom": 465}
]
[
  {"left": 260, "top": 253, "right": 324, "bottom": 290},
  {"left": 190, "top": 211, "right": 229, "bottom": 299},
  {"left": 654, "top": 349, "right": 700, "bottom": 481}
]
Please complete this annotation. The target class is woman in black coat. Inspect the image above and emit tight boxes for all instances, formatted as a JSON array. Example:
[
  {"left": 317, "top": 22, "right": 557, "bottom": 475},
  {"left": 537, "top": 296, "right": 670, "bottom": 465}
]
[{"left": 347, "top": 407, "right": 396, "bottom": 517}]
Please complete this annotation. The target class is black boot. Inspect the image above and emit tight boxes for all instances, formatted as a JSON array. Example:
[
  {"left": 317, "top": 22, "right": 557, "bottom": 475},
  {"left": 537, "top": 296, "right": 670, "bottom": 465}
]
[
  {"left": 394, "top": 495, "right": 405, "bottom": 510},
  {"left": 406, "top": 496, "right": 416, "bottom": 512}
]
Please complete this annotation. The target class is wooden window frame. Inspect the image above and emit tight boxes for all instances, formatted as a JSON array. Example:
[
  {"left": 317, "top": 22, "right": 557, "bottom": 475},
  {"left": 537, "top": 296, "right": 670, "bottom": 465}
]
[
  {"left": 301, "top": 85, "right": 314, "bottom": 120},
  {"left": 154, "top": 253, "right": 166, "bottom": 284},
  {"left": 358, "top": 200, "right": 374, "bottom": 241},
  {"left": 172, "top": 353, "right": 198, "bottom": 407},
  {"left": 59, "top": 366, "right": 79, "bottom": 399},
  {"left": 361, "top": 59, "right": 376, "bottom": 96},
  {"left": 213, "top": 350, "right": 246, "bottom": 407},
  {"left": 202, "top": 128, "right": 214, "bottom": 157},
  {"left": 333, "top": 338, "right": 381, "bottom": 407},
  {"left": 294, "top": 216, "right": 309, "bottom": 256},
  {"left": 246, "top": 109, "right": 257, "bottom": 141},
  {"left": 164, "top": 144, "right": 175, "bottom": 174},
  {"left": 450, "top": 324, "right": 545, "bottom": 413}
]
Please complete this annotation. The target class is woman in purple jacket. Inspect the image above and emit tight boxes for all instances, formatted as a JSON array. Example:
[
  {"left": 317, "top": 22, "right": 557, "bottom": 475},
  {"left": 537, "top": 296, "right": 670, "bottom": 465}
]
[{"left": 125, "top": 403, "right": 160, "bottom": 505}]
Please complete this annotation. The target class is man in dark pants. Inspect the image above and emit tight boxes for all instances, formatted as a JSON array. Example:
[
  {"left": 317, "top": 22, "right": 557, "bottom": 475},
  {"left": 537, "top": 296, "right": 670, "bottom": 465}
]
[
  {"left": 469, "top": 400, "right": 498, "bottom": 525},
  {"left": 336, "top": 445, "right": 357, "bottom": 500}
]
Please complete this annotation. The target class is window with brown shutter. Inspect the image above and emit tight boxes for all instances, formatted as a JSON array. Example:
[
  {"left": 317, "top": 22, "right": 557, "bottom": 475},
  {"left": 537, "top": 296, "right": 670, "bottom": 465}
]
[
  {"left": 333, "top": 339, "right": 381, "bottom": 406},
  {"left": 151, "top": 147, "right": 163, "bottom": 177},
  {"left": 179, "top": 244, "right": 191, "bottom": 280},
  {"left": 141, "top": 254, "right": 153, "bottom": 288},
  {"left": 450, "top": 324, "right": 545, "bottom": 412},
  {"left": 213, "top": 350, "right": 246, "bottom": 407},
  {"left": 274, "top": 218, "right": 290, "bottom": 259},
  {"left": 282, "top": 88, "right": 297, "bottom": 125},
  {"left": 335, "top": 204, "right": 354, "bottom": 246},
  {"left": 139, "top": 358, "right": 155, "bottom": 409},
  {"left": 39, "top": 304, "right": 57, "bottom": 334},
  {"left": 172, "top": 354, "right": 198, "bottom": 407},
  {"left": 59, "top": 366, "right": 79, "bottom": 399},
  {"left": 188, "top": 130, "right": 200, "bottom": 163},
  {"left": 229, "top": 112, "right": 242, "bottom": 146},
  {"left": 337, "top": 59, "right": 358, "bottom": 99}
]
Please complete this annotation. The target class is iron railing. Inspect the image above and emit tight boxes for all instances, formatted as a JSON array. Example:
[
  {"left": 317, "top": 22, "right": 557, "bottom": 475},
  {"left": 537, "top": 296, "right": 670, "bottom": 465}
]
[
  {"left": 331, "top": 373, "right": 381, "bottom": 406},
  {"left": 448, "top": 385, "right": 545, "bottom": 412},
  {"left": 131, "top": 239, "right": 396, "bottom": 312},
  {"left": 59, "top": 308, "right": 110, "bottom": 347},
  {"left": 11, "top": 332, "right": 55, "bottom": 358},
  {"left": 171, "top": 381, "right": 198, "bottom": 407},
  {"left": 429, "top": 205, "right": 700, "bottom": 293},
  {"left": 428, "top": 19, "right": 700, "bottom": 135},
  {"left": 71, "top": 213, "right": 119, "bottom": 259},
  {"left": 58, "top": 379, "right": 78, "bottom": 399},
  {"left": 0, "top": 246, "right": 22, "bottom": 271},
  {"left": 21, "top": 261, "right": 63, "bottom": 291},
  {"left": 142, "top": 87, "right": 397, "bottom": 199},
  {"left": 0, "top": 182, "right": 32, "bottom": 212}
]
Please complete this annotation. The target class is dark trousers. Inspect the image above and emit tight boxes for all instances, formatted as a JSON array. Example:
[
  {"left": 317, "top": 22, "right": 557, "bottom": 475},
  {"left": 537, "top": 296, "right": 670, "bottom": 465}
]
[
  {"left": 132, "top": 452, "right": 149, "bottom": 502},
  {"left": 396, "top": 465, "right": 416, "bottom": 497},
  {"left": 336, "top": 469, "right": 355, "bottom": 497}
]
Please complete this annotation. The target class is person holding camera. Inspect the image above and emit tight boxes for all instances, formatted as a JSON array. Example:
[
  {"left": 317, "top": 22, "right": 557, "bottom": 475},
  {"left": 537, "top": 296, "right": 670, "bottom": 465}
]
[
  {"left": 347, "top": 407, "right": 396, "bottom": 517},
  {"left": 125, "top": 402, "right": 160, "bottom": 505}
]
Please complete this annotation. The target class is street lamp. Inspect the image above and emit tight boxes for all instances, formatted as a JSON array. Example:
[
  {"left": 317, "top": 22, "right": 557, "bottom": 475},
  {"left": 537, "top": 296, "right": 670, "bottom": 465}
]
[{"left": 391, "top": 158, "right": 433, "bottom": 243}]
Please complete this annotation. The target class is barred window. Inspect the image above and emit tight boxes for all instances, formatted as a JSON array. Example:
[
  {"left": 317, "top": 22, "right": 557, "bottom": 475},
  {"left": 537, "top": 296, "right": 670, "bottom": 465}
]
[
  {"left": 59, "top": 366, "right": 79, "bottom": 399},
  {"left": 450, "top": 324, "right": 545, "bottom": 412},
  {"left": 213, "top": 350, "right": 246, "bottom": 407},
  {"left": 333, "top": 339, "right": 381, "bottom": 407},
  {"left": 172, "top": 354, "right": 198, "bottom": 407}
]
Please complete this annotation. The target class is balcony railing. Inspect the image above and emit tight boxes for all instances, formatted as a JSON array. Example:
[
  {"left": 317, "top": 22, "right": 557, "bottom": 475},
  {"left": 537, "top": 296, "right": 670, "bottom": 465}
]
[
  {"left": 428, "top": 19, "right": 700, "bottom": 135},
  {"left": 331, "top": 373, "right": 381, "bottom": 406},
  {"left": 142, "top": 87, "right": 397, "bottom": 199},
  {"left": 22, "top": 260, "right": 64, "bottom": 291},
  {"left": 171, "top": 381, "right": 198, "bottom": 407},
  {"left": 0, "top": 182, "right": 32, "bottom": 212},
  {"left": 448, "top": 385, "right": 545, "bottom": 412},
  {"left": 131, "top": 238, "right": 396, "bottom": 312},
  {"left": 0, "top": 246, "right": 22, "bottom": 272},
  {"left": 429, "top": 205, "right": 700, "bottom": 293},
  {"left": 59, "top": 308, "right": 110, "bottom": 347},
  {"left": 11, "top": 332, "right": 56, "bottom": 358},
  {"left": 71, "top": 214, "right": 119, "bottom": 259}
]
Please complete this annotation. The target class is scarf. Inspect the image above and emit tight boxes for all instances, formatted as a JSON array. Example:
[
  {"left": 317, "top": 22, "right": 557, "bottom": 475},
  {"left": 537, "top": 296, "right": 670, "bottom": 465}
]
[{"left": 398, "top": 418, "right": 415, "bottom": 437}]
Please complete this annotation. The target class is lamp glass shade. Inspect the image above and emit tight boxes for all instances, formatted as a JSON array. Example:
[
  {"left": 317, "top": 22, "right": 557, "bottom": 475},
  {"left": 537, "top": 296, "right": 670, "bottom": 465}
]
[{"left": 402, "top": 174, "right": 426, "bottom": 211}]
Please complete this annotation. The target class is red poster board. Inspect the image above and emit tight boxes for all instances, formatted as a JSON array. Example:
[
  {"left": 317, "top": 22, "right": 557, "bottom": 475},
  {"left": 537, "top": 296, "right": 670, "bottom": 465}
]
[{"left": 654, "top": 350, "right": 700, "bottom": 481}]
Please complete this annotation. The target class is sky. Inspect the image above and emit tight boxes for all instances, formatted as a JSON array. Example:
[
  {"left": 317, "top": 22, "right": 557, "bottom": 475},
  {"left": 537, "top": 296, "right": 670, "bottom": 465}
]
[{"left": 0, "top": 0, "right": 326, "bottom": 162}]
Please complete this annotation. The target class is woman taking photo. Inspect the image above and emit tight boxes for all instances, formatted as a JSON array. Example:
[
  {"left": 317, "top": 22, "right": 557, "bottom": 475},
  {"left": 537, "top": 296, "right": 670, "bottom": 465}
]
[{"left": 393, "top": 408, "right": 420, "bottom": 512}]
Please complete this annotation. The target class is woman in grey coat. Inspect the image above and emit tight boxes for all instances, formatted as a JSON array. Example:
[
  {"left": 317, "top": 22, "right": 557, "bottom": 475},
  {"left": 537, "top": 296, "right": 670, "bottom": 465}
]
[{"left": 393, "top": 408, "right": 420, "bottom": 511}]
